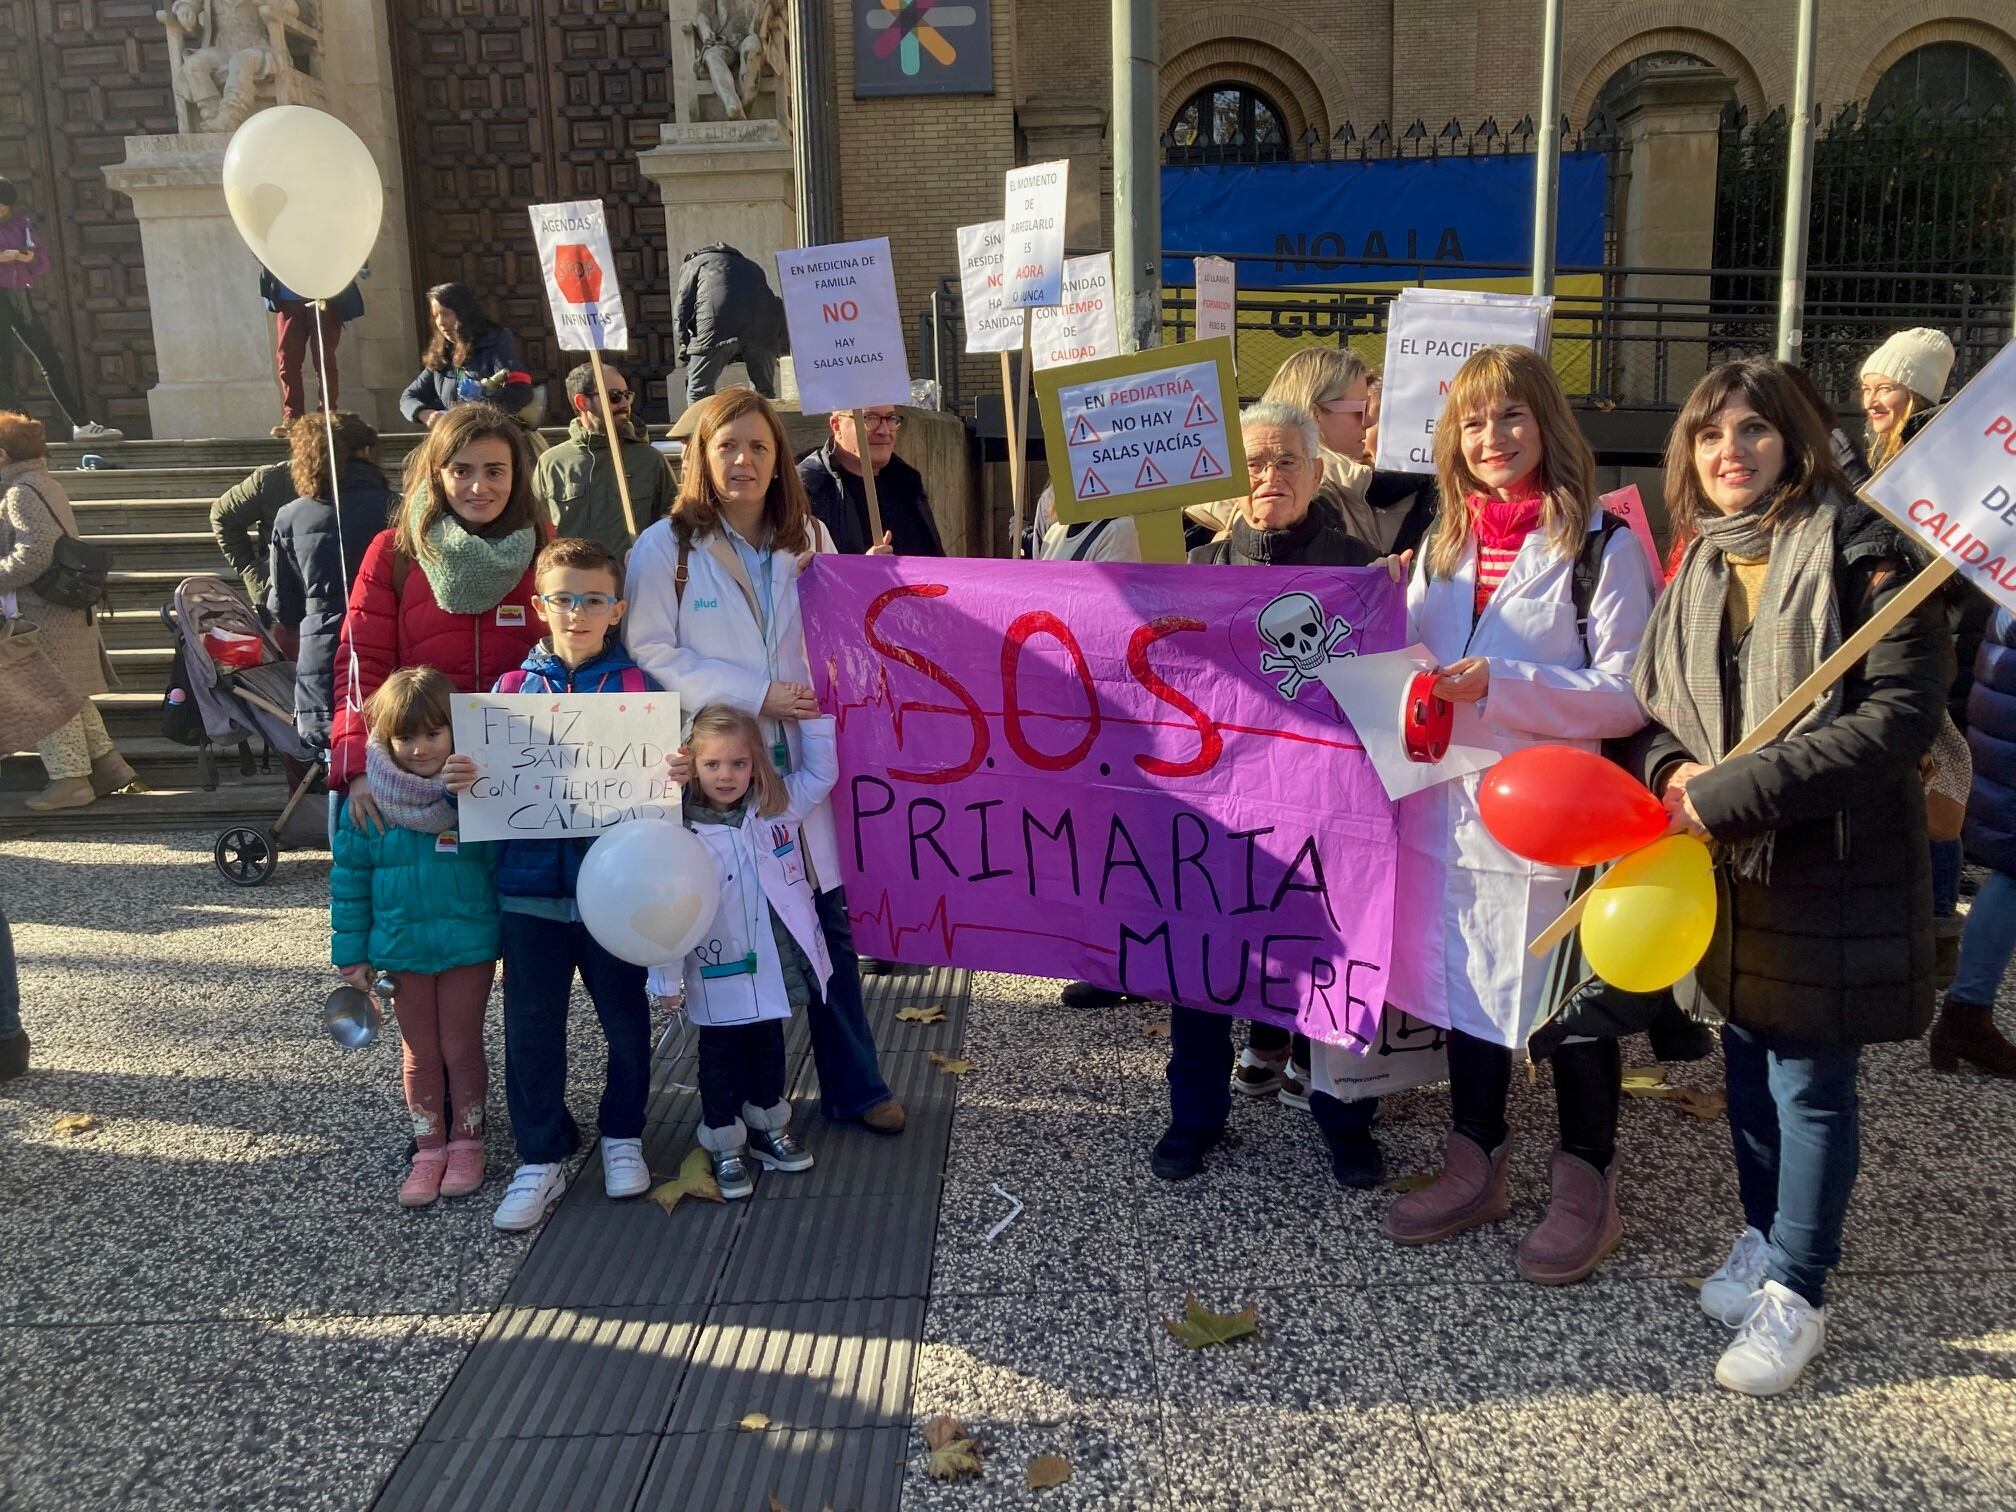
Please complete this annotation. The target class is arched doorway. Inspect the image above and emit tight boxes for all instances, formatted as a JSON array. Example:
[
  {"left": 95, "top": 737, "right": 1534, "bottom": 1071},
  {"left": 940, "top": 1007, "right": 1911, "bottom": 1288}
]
[{"left": 1165, "top": 83, "right": 1292, "bottom": 164}]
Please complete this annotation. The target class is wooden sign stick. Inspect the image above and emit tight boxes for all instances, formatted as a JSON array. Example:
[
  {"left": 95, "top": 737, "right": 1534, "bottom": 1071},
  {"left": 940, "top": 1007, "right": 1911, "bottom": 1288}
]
[
  {"left": 851, "top": 408, "right": 887, "bottom": 546},
  {"left": 999, "top": 349, "right": 1022, "bottom": 554},
  {"left": 1527, "top": 553, "right": 1959, "bottom": 957},
  {"left": 1010, "top": 307, "right": 1034, "bottom": 558},
  {"left": 586, "top": 347, "right": 640, "bottom": 543}
]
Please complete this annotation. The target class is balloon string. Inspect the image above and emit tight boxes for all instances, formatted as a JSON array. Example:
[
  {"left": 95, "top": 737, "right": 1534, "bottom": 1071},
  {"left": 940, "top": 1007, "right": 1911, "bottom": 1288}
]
[{"left": 313, "top": 302, "right": 362, "bottom": 774}]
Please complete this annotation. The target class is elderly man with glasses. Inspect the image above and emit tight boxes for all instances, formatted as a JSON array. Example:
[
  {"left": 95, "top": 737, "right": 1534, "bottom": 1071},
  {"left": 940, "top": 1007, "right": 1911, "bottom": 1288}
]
[
  {"left": 798, "top": 405, "right": 945, "bottom": 558},
  {"left": 533, "top": 362, "right": 677, "bottom": 557}
]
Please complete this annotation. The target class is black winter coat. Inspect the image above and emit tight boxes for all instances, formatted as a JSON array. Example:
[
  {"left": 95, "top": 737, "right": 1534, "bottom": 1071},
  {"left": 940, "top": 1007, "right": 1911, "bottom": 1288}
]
[
  {"left": 266, "top": 460, "right": 396, "bottom": 749},
  {"left": 1627, "top": 502, "right": 1952, "bottom": 1046},
  {"left": 675, "top": 243, "right": 787, "bottom": 356},
  {"left": 799, "top": 443, "right": 943, "bottom": 557},
  {"left": 1187, "top": 506, "right": 1381, "bottom": 568},
  {"left": 400, "top": 325, "right": 534, "bottom": 422},
  {"left": 1965, "top": 608, "right": 2016, "bottom": 874}
]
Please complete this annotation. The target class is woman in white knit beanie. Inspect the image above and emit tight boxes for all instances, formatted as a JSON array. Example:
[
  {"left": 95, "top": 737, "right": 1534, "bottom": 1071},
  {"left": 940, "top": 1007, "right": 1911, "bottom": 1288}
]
[{"left": 1860, "top": 327, "right": 1956, "bottom": 470}]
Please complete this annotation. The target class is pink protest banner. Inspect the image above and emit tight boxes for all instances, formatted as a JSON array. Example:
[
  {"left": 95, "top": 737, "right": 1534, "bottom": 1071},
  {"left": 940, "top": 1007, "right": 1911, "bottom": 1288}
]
[
  {"left": 1599, "top": 484, "right": 1667, "bottom": 579},
  {"left": 800, "top": 557, "right": 1405, "bottom": 1048}
]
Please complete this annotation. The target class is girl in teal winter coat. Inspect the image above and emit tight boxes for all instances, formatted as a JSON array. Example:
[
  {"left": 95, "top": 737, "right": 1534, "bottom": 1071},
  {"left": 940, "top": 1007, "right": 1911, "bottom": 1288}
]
[{"left": 331, "top": 667, "right": 500, "bottom": 1208}]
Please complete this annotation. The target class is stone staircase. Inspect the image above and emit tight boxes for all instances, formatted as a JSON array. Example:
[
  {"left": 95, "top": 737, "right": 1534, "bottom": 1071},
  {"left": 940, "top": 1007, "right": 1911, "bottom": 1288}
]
[{"left": 3, "top": 433, "right": 427, "bottom": 795}]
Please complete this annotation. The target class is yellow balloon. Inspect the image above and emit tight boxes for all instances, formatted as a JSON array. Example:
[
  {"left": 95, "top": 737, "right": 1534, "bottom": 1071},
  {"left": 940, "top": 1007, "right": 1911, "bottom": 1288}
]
[
  {"left": 222, "top": 106, "right": 383, "bottom": 300},
  {"left": 1578, "top": 834, "right": 1717, "bottom": 993}
]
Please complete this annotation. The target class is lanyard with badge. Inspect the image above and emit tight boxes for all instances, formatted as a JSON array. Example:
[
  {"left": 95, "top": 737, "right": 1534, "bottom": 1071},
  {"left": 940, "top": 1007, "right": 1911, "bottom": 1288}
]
[
  {"left": 697, "top": 824, "right": 762, "bottom": 981},
  {"left": 741, "top": 531, "right": 794, "bottom": 777}
]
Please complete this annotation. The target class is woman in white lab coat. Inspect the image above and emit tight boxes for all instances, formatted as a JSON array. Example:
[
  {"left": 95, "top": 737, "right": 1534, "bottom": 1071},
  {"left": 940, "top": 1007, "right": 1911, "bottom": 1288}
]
[
  {"left": 1377, "top": 345, "right": 1658, "bottom": 1283},
  {"left": 624, "top": 388, "right": 904, "bottom": 1135}
]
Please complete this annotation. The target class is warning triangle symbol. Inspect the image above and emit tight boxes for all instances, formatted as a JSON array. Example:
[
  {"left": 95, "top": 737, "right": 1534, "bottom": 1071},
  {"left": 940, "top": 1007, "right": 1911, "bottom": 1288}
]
[
  {"left": 1190, "top": 447, "right": 1225, "bottom": 480},
  {"left": 1183, "top": 393, "right": 1219, "bottom": 429},
  {"left": 1068, "top": 413, "right": 1101, "bottom": 445},
  {"left": 1135, "top": 456, "right": 1169, "bottom": 489},
  {"left": 1079, "top": 468, "right": 1111, "bottom": 499}
]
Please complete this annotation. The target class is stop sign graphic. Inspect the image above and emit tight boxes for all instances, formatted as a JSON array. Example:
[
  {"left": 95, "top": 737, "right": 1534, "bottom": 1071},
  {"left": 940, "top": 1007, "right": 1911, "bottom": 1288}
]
[{"left": 553, "top": 243, "right": 603, "bottom": 304}]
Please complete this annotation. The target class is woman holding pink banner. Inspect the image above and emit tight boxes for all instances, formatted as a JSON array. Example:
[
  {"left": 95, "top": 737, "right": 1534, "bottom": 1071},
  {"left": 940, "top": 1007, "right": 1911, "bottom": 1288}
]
[
  {"left": 1373, "top": 346, "right": 1659, "bottom": 1284},
  {"left": 622, "top": 389, "right": 905, "bottom": 1137}
]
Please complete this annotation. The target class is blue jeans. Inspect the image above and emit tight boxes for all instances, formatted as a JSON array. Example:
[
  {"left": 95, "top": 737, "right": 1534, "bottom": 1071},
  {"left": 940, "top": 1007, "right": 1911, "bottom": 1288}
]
[
  {"left": 1931, "top": 838, "right": 1964, "bottom": 918},
  {"left": 812, "top": 886, "right": 893, "bottom": 1120},
  {"left": 0, "top": 903, "right": 19, "bottom": 1041},
  {"left": 1952, "top": 867, "right": 2016, "bottom": 1004},
  {"left": 1723, "top": 1022, "right": 1862, "bottom": 1308},
  {"left": 684, "top": 341, "right": 779, "bottom": 407},
  {"left": 500, "top": 910, "right": 651, "bottom": 1164}
]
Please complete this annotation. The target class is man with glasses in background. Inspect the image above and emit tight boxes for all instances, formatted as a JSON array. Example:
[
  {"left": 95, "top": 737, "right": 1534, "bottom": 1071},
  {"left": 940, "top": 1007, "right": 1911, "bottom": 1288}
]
[
  {"left": 533, "top": 362, "right": 676, "bottom": 557},
  {"left": 798, "top": 405, "right": 944, "bottom": 558}
]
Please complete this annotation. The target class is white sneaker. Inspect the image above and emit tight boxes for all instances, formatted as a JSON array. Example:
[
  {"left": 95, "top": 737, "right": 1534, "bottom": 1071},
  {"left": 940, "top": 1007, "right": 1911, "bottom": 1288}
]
[
  {"left": 601, "top": 1137, "right": 650, "bottom": 1199},
  {"left": 1700, "top": 1225, "right": 1770, "bottom": 1326},
  {"left": 71, "top": 420, "right": 124, "bottom": 442},
  {"left": 1716, "top": 1279, "right": 1826, "bottom": 1396},
  {"left": 492, "top": 1161, "right": 568, "bottom": 1232}
]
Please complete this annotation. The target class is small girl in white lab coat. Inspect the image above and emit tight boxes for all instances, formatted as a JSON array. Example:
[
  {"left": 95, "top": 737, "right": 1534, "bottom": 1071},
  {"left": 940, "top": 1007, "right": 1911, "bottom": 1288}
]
[{"left": 665, "top": 703, "right": 838, "bottom": 1199}]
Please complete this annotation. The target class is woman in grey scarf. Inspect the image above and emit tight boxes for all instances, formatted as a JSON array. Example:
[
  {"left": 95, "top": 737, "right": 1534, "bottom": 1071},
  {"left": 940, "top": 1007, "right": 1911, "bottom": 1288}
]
[{"left": 1628, "top": 358, "right": 1951, "bottom": 1397}]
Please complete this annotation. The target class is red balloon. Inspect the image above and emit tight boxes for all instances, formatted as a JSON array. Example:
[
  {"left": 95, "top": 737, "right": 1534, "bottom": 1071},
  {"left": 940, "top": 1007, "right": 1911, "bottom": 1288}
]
[{"left": 1478, "top": 744, "right": 1668, "bottom": 867}]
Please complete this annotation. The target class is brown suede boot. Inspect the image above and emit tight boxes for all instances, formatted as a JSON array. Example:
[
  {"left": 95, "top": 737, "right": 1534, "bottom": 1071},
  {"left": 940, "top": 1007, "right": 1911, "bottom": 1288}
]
[
  {"left": 1516, "top": 1149, "right": 1623, "bottom": 1285},
  {"left": 1383, "top": 1131, "right": 1509, "bottom": 1245},
  {"left": 1928, "top": 999, "right": 2016, "bottom": 1079},
  {"left": 89, "top": 751, "right": 142, "bottom": 797}
]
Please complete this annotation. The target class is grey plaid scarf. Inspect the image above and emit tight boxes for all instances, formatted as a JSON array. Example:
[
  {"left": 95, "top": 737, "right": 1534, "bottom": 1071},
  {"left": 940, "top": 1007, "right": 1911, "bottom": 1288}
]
[{"left": 1632, "top": 492, "right": 1844, "bottom": 877}]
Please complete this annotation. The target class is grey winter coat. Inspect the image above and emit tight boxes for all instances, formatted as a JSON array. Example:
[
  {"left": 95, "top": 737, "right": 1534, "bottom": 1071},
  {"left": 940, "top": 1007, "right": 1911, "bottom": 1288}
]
[{"left": 0, "top": 458, "right": 117, "bottom": 700}]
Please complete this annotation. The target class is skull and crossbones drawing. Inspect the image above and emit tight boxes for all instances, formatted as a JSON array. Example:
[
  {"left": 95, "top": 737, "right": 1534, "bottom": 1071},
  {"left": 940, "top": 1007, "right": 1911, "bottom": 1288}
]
[{"left": 1257, "top": 591, "right": 1353, "bottom": 700}]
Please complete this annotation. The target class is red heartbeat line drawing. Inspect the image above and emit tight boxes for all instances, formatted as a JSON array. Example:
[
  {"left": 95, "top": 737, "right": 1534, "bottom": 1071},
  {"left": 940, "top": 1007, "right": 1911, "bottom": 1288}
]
[{"left": 848, "top": 887, "right": 1119, "bottom": 959}]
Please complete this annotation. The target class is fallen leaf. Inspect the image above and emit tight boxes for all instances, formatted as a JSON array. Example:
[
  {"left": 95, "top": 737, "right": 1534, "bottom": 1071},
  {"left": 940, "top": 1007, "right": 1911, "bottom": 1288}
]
[
  {"left": 928, "top": 1052, "right": 977, "bottom": 1076},
  {"left": 768, "top": 1497, "right": 787, "bottom": 1512},
  {"left": 921, "top": 1415, "right": 966, "bottom": 1451},
  {"left": 896, "top": 1005, "right": 945, "bottom": 1024},
  {"left": 1027, "top": 1453, "right": 1072, "bottom": 1489},
  {"left": 1163, "top": 1292, "right": 1260, "bottom": 1349},
  {"left": 51, "top": 1114, "right": 98, "bottom": 1136},
  {"left": 739, "top": 1412, "right": 771, "bottom": 1432},
  {"left": 1681, "top": 1277, "right": 1705, "bottom": 1291},
  {"left": 649, "top": 1148, "right": 726, "bottom": 1214},
  {"left": 1623, "top": 1079, "right": 1726, "bottom": 1121},
  {"left": 927, "top": 1437, "right": 984, "bottom": 1481},
  {"left": 1621, "top": 1068, "right": 1669, "bottom": 1092},
  {"left": 1378, "top": 1172, "right": 1435, "bottom": 1194},
  {"left": 1142, "top": 1019, "right": 1172, "bottom": 1038}
]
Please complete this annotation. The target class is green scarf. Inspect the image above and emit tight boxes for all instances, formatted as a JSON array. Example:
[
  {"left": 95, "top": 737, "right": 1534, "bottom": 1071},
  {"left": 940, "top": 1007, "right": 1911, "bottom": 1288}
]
[{"left": 420, "top": 516, "right": 535, "bottom": 614}]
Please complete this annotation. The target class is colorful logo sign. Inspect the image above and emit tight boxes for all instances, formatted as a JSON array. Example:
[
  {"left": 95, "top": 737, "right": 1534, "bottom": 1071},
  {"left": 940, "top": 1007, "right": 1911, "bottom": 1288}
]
[{"left": 854, "top": 0, "right": 993, "bottom": 97}]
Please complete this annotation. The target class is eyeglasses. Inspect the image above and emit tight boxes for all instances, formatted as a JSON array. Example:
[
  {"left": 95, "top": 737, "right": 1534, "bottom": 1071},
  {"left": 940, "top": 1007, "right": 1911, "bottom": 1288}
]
[
  {"left": 1245, "top": 453, "right": 1308, "bottom": 477},
  {"left": 537, "top": 592, "right": 618, "bottom": 615},
  {"left": 603, "top": 388, "right": 633, "bottom": 402},
  {"left": 858, "top": 412, "right": 903, "bottom": 433},
  {"left": 1317, "top": 398, "right": 1367, "bottom": 418}
]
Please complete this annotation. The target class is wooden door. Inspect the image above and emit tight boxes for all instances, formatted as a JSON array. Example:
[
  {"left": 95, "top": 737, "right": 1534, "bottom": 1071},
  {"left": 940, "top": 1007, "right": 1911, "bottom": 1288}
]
[{"left": 390, "top": 0, "right": 674, "bottom": 423}]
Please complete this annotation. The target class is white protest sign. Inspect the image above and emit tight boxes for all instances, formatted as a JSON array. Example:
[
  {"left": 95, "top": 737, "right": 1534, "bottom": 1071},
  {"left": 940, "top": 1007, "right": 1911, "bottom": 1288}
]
[
  {"left": 1194, "top": 256, "right": 1236, "bottom": 346},
  {"left": 1031, "top": 253, "right": 1118, "bottom": 371},
  {"left": 1053, "top": 351, "right": 1235, "bottom": 514},
  {"left": 1864, "top": 342, "right": 2016, "bottom": 613},
  {"left": 956, "top": 220, "right": 1020, "bottom": 355},
  {"left": 527, "top": 200, "right": 627, "bottom": 351},
  {"left": 774, "top": 237, "right": 912, "bottom": 415},
  {"left": 1315, "top": 644, "right": 1502, "bottom": 801},
  {"left": 1374, "top": 289, "right": 1552, "bottom": 474},
  {"left": 1002, "top": 159, "right": 1069, "bottom": 309},
  {"left": 450, "top": 691, "right": 682, "bottom": 843}
]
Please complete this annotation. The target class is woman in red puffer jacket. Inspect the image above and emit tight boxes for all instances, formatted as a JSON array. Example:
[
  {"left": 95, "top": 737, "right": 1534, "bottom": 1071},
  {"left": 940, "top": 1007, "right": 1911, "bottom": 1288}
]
[{"left": 329, "top": 404, "right": 545, "bottom": 828}]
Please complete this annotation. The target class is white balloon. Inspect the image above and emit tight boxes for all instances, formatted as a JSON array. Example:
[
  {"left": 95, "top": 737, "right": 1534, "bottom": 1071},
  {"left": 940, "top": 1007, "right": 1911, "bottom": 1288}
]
[
  {"left": 222, "top": 106, "right": 383, "bottom": 300},
  {"left": 577, "top": 819, "right": 721, "bottom": 967}
]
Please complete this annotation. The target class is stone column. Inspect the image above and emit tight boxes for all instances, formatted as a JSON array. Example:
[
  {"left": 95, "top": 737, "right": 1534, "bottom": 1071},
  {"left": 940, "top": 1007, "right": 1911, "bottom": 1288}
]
[
  {"left": 1611, "top": 65, "right": 1736, "bottom": 404},
  {"left": 638, "top": 119, "right": 799, "bottom": 404},
  {"left": 1017, "top": 95, "right": 1110, "bottom": 252},
  {"left": 103, "top": 135, "right": 275, "bottom": 439}
]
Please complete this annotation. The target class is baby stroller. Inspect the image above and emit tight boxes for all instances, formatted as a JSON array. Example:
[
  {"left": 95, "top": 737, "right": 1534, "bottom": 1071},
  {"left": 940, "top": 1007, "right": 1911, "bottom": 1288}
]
[{"left": 160, "top": 575, "right": 326, "bottom": 886}]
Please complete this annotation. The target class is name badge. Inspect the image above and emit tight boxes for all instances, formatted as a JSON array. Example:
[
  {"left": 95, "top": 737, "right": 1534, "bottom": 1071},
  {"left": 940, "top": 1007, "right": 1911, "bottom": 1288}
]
[
  {"left": 495, "top": 603, "right": 526, "bottom": 626},
  {"left": 435, "top": 830, "right": 460, "bottom": 854},
  {"left": 699, "top": 950, "right": 759, "bottom": 980}
]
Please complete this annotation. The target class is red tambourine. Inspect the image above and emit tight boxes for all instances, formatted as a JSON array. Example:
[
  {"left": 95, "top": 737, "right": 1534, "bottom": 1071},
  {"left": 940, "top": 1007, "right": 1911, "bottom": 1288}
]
[{"left": 1401, "top": 669, "right": 1453, "bottom": 763}]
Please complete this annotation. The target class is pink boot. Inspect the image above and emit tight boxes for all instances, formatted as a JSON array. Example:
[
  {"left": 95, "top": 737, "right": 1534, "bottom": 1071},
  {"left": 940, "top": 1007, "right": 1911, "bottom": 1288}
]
[
  {"left": 440, "top": 1139, "right": 486, "bottom": 1198},
  {"left": 1516, "top": 1149, "right": 1623, "bottom": 1285},
  {"left": 1382, "top": 1131, "right": 1510, "bottom": 1245},
  {"left": 399, "top": 1148, "right": 449, "bottom": 1208}
]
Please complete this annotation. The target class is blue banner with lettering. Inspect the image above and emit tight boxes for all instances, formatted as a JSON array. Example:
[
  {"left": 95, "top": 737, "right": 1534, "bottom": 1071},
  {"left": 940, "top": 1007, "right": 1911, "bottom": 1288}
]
[{"left": 1161, "top": 153, "right": 1607, "bottom": 288}]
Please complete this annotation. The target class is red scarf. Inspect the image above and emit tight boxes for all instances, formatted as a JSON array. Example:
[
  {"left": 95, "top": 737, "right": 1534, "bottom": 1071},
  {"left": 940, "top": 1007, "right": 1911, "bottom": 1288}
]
[{"left": 1470, "top": 477, "right": 1545, "bottom": 616}]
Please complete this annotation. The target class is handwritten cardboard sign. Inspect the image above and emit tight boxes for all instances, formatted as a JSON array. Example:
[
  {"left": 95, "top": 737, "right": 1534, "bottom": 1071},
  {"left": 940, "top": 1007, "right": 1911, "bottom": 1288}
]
[
  {"left": 799, "top": 556, "right": 1404, "bottom": 1048},
  {"left": 1036, "top": 337, "right": 1244, "bottom": 523},
  {"left": 450, "top": 691, "right": 683, "bottom": 843},
  {"left": 1002, "top": 159, "right": 1069, "bottom": 309},
  {"left": 955, "top": 219, "right": 1021, "bottom": 354},
  {"left": 774, "top": 236, "right": 912, "bottom": 414},
  {"left": 1194, "top": 255, "right": 1236, "bottom": 346},
  {"left": 1031, "top": 253, "right": 1119, "bottom": 371},
  {"left": 1373, "top": 288, "right": 1551, "bottom": 474},
  {"left": 1863, "top": 342, "right": 2016, "bottom": 613},
  {"left": 528, "top": 200, "right": 628, "bottom": 351}
]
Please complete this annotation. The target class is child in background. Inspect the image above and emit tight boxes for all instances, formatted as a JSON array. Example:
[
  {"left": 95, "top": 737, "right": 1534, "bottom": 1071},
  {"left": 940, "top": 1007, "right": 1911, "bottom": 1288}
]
[
  {"left": 443, "top": 537, "right": 661, "bottom": 1232},
  {"left": 331, "top": 667, "right": 499, "bottom": 1208},
  {"left": 663, "top": 704, "right": 837, "bottom": 1199}
]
